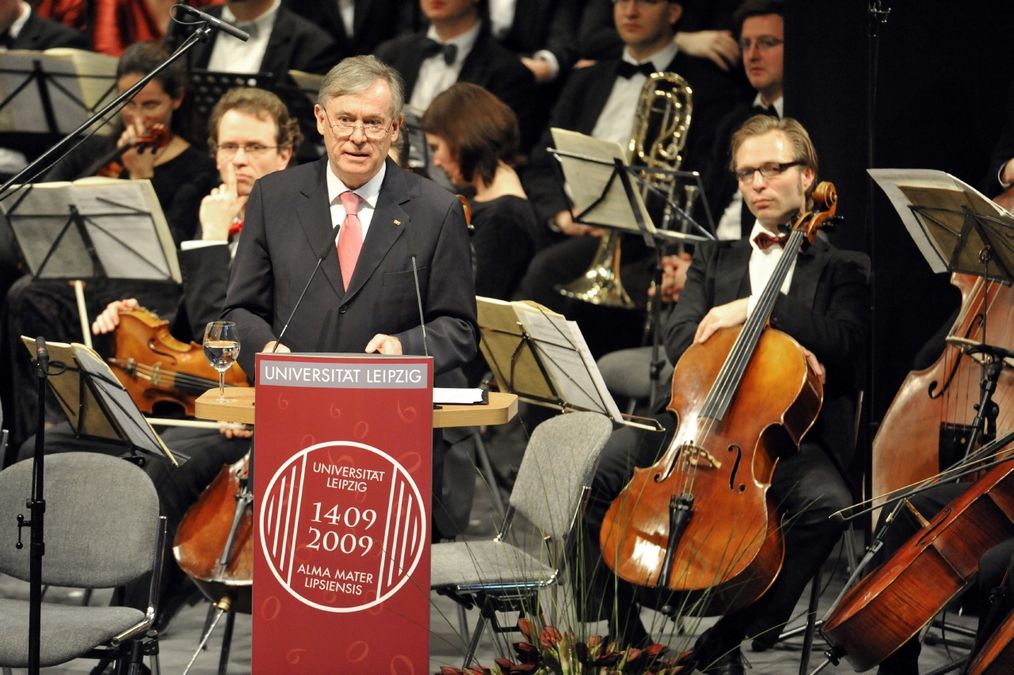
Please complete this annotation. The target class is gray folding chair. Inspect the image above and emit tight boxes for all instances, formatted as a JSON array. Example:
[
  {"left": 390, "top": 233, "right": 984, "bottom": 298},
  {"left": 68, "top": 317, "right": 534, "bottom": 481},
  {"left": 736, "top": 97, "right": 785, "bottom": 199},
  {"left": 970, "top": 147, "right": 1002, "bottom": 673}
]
[
  {"left": 430, "top": 411, "right": 613, "bottom": 667},
  {"left": 0, "top": 452, "right": 167, "bottom": 674}
]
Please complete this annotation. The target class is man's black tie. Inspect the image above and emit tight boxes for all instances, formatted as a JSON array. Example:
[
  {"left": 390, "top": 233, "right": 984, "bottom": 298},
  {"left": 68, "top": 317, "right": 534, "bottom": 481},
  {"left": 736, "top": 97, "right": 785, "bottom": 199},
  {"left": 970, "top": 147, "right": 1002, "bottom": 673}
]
[
  {"left": 751, "top": 104, "right": 779, "bottom": 118},
  {"left": 423, "top": 39, "right": 458, "bottom": 66},
  {"left": 753, "top": 231, "right": 789, "bottom": 250},
  {"left": 617, "top": 61, "right": 656, "bottom": 79}
]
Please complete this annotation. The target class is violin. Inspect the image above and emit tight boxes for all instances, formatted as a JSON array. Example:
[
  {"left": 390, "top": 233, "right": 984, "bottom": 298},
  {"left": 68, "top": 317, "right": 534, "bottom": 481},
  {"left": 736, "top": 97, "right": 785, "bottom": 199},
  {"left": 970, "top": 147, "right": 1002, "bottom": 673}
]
[
  {"left": 822, "top": 441, "right": 1014, "bottom": 671},
  {"left": 173, "top": 452, "right": 253, "bottom": 613},
  {"left": 90, "top": 123, "right": 171, "bottom": 179},
  {"left": 600, "top": 184, "right": 839, "bottom": 614},
  {"left": 108, "top": 308, "right": 248, "bottom": 417}
]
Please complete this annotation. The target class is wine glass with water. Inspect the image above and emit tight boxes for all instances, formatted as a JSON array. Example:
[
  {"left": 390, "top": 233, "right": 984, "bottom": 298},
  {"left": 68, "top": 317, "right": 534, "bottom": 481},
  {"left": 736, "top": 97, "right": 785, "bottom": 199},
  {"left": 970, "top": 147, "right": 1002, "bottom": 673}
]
[{"left": 204, "top": 320, "right": 240, "bottom": 402}]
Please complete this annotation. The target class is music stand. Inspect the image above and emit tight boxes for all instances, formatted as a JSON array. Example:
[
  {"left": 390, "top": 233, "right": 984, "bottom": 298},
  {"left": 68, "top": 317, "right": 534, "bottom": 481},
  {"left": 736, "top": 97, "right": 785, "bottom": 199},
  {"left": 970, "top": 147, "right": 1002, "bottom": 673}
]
[
  {"left": 19, "top": 337, "right": 180, "bottom": 465},
  {"left": 477, "top": 297, "right": 657, "bottom": 429},
  {"left": 870, "top": 168, "right": 1013, "bottom": 457},
  {"left": 0, "top": 49, "right": 118, "bottom": 136},
  {"left": 0, "top": 178, "right": 181, "bottom": 346}
]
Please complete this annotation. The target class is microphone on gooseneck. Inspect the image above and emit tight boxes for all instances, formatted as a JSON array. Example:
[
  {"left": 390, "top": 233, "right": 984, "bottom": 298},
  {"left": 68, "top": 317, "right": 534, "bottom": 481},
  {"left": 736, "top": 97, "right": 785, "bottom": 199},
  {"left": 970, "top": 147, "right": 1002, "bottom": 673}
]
[
  {"left": 403, "top": 222, "right": 430, "bottom": 359},
  {"left": 35, "top": 336, "right": 49, "bottom": 376},
  {"left": 177, "top": 5, "right": 251, "bottom": 42},
  {"left": 272, "top": 222, "right": 342, "bottom": 353}
]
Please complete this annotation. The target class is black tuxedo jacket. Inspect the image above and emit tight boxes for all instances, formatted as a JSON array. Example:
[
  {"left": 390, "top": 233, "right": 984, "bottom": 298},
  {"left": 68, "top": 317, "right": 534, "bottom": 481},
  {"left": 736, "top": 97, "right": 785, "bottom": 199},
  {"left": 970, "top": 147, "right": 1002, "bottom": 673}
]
[
  {"left": 12, "top": 10, "right": 88, "bottom": 50},
  {"left": 524, "top": 52, "right": 741, "bottom": 223},
  {"left": 374, "top": 26, "right": 538, "bottom": 149},
  {"left": 164, "top": 5, "right": 340, "bottom": 76},
  {"left": 499, "top": 0, "right": 579, "bottom": 73},
  {"left": 223, "top": 158, "right": 477, "bottom": 379},
  {"left": 663, "top": 237, "right": 870, "bottom": 466}
]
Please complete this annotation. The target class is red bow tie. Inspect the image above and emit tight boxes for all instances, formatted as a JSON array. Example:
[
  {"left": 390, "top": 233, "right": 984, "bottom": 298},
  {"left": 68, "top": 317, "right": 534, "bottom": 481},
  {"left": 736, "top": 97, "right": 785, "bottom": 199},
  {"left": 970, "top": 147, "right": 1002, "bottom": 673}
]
[{"left": 753, "top": 231, "right": 788, "bottom": 250}]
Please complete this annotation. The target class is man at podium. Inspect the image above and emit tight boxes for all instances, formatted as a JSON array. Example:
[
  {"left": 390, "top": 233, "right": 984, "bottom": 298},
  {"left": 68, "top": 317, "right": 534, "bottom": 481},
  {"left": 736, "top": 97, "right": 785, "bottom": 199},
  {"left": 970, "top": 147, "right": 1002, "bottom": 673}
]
[{"left": 223, "top": 56, "right": 478, "bottom": 537}]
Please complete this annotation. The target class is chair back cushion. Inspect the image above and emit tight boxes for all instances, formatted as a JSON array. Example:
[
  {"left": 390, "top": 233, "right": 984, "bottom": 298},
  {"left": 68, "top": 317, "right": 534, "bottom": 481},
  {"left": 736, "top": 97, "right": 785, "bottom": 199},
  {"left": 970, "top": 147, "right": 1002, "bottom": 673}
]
[
  {"left": 510, "top": 412, "right": 612, "bottom": 540},
  {"left": 0, "top": 452, "right": 160, "bottom": 587}
]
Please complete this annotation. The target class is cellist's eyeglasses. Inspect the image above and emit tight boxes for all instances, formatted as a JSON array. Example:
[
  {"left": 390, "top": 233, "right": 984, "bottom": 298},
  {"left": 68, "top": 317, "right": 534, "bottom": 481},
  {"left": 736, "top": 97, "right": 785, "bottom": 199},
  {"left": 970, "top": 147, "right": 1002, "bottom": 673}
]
[{"left": 735, "top": 161, "right": 801, "bottom": 183}]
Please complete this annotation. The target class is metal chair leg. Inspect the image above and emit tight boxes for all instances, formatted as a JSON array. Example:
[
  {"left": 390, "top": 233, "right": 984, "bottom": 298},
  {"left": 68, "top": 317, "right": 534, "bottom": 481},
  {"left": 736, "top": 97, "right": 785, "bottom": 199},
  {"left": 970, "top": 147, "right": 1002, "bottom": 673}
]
[{"left": 462, "top": 613, "right": 486, "bottom": 668}]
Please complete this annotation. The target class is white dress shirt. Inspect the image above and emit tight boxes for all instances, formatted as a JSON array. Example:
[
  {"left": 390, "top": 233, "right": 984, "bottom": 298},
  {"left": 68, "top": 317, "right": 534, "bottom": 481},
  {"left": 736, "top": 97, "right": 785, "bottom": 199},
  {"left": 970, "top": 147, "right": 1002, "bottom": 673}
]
[
  {"left": 207, "top": 0, "right": 280, "bottom": 74},
  {"left": 591, "top": 42, "right": 679, "bottom": 146},
  {"left": 747, "top": 220, "right": 796, "bottom": 318},
  {"left": 326, "top": 160, "right": 387, "bottom": 246}
]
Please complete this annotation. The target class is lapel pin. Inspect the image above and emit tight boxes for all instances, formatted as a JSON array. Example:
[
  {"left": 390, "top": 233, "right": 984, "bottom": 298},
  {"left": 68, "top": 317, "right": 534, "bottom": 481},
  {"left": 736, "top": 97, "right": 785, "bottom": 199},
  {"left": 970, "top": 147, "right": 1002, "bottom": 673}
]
[{"left": 393, "top": 219, "right": 402, "bottom": 226}]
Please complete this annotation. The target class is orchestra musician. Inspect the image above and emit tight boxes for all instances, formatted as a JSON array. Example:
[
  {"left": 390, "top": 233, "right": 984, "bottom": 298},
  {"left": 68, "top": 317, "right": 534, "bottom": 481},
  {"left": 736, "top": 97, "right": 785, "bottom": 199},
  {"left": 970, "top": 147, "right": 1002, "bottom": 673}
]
[
  {"left": 221, "top": 55, "right": 478, "bottom": 537},
  {"left": 576, "top": 115, "right": 869, "bottom": 675}
]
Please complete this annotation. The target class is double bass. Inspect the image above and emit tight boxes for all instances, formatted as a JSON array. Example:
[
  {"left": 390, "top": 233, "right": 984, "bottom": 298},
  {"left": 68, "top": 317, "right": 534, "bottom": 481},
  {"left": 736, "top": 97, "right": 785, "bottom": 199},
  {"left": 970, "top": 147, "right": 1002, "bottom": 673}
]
[
  {"left": 871, "top": 274, "right": 1012, "bottom": 511},
  {"left": 600, "top": 183, "right": 839, "bottom": 614}
]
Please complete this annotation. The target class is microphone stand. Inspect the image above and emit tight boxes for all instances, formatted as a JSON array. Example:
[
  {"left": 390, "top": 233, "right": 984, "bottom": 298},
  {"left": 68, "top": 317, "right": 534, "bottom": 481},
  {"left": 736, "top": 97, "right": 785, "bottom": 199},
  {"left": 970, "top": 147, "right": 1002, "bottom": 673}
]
[{"left": 0, "top": 17, "right": 238, "bottom": 675}]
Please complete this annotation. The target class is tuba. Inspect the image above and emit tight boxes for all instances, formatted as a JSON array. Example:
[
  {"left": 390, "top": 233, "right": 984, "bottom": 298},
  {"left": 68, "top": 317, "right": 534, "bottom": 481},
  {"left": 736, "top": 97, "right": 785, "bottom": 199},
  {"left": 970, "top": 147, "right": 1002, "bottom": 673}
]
[{"left": 557, "top": 71, "right": 694, "bottom": 308}]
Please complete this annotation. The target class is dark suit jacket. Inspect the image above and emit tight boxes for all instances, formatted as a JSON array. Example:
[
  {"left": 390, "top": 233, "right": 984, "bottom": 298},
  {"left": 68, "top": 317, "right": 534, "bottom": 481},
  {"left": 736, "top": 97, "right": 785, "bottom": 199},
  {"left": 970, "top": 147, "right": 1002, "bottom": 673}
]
[
  {"left": 663, "top": 237, "right": 870, "bottom": 467},
  {"left": 12, "top": 10, "right": 88, "bottom": 50},
  {"left": 282, "top": 0, "right": 416, "bottom": 57},
  {"left": 170, "top": 244, "right": 232, "bottom": 343},
  {"left": 223, "top": 158, "right": 478, "bottom": 379},
  {"left": 374, "top": 25, "right": 539, "bottom": 149},
  {"left": 523, "top": 53, "right": 741, "bottom": 223},
  {"left": 164, "top": 5, "right": 340, "bottom": 76}
]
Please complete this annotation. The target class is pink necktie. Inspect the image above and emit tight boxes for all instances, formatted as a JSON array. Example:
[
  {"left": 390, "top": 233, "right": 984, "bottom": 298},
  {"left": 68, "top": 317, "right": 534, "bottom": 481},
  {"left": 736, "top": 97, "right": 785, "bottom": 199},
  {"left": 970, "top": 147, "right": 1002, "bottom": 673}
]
[{"left": 337, "top": 191, "right": 362, "bottom": 290}]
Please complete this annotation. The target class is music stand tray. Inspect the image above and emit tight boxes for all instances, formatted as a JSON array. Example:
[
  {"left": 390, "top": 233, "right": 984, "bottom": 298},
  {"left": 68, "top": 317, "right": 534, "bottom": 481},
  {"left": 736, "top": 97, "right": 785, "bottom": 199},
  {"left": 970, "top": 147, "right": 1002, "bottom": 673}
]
[
  {"left": 20, "top": 337, "right": 179, "bottom": 464},
  {"left": 869, "top": 168, "right": 1014, "bottom": 283}
]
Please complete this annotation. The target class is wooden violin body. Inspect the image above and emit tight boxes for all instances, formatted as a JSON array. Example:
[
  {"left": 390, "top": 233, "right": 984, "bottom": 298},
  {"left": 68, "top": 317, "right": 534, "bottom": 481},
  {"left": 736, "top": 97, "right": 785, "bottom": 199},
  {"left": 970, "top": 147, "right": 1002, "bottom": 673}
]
[
  {"left": 95, "top": 123, "right": 170, "bottom": 178},
  {"left": 823, "top": 461, "right": 1014, "bottom": 671},
  {"left": 109, "top": 308, "right": 247, "bottom": 417},
  {"left": 173, "top": 454, "right": 252, "bottom": 613},
  {"left": 872, "top": 275, "right": 1013, "bottom": 511}
]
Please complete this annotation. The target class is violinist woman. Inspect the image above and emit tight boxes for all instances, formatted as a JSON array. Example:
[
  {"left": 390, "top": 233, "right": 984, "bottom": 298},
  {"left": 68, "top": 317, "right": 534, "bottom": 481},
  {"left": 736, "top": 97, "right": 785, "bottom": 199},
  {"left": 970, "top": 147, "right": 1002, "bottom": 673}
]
[
  {"left": 421, "top": 82, "right": 543, "bottom": 302},
  {"left": 578, "top": 116, "right": 869, "bottom": 674},
  {"left": 1, "top": 41, "right": 217, "bottom": 448}
]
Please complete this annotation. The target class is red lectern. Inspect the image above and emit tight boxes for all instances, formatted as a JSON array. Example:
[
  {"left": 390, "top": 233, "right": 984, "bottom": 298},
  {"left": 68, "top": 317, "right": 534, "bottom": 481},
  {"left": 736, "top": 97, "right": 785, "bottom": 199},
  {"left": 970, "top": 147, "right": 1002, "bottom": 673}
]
[{"left": 252, "top": 353, "right": 433, "bottom": 673}]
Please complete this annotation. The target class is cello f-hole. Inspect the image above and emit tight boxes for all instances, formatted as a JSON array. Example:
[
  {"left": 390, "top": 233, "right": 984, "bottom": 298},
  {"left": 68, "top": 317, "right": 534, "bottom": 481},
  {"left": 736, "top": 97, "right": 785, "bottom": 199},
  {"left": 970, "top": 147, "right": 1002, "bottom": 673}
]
[{"left": 727, "top": 444, "right": 743, "bottom": 491}]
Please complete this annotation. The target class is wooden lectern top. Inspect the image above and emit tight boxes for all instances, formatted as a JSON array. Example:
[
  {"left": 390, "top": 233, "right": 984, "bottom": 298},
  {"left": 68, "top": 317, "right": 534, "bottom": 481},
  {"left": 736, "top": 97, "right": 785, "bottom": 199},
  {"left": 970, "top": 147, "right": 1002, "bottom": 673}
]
[{"left": 194, "top": 387, "right": 518, "bottom": 429}]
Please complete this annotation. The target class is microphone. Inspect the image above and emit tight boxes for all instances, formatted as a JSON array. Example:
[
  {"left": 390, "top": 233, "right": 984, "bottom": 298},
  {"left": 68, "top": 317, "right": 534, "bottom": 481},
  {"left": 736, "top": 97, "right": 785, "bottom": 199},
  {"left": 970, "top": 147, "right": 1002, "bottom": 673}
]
[
  {"left": 177, "top": 5, "right": 251, "bottom": 42},
  {"left": 404, "top": 223, "right": 430, "bottom": 359},
  {"left": 273, "top": 223, "right": 341, "bottom": 353},
  {"left": 34, "top": 336, "right": 49, "bottom": 377}
]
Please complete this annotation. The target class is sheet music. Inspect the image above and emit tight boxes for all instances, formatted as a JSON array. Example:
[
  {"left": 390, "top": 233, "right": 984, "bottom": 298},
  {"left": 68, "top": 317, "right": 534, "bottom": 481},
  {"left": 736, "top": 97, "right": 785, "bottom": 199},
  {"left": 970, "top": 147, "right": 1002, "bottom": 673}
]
[
  {"left": 2, "top": 178, "right": 180, "bottom": 282},
  {"left": 0, "top": 48, "right": 117, "bottom": 134},
  {"left": 550, "top": 127, "right": 656, "bottom": 234},
  {"left": 514, "top": 304, "right": 624, "bottom": 422}
]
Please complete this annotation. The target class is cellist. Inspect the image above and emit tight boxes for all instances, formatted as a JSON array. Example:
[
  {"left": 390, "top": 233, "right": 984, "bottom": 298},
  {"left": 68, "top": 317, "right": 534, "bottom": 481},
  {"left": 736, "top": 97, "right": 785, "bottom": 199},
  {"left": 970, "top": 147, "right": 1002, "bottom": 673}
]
[{"left": 577, "top": 115, "right": 869, "bottom": 674}]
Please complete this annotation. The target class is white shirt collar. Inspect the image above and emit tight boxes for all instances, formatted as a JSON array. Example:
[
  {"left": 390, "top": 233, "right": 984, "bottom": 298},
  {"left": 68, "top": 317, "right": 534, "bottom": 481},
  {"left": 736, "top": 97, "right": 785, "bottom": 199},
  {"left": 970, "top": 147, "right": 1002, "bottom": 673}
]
[
  {"left": 753, "top": 93, "right": 784, "bottom": 118},
  {"left": 326, "top": 159, "right": 386, "bottom": 210},
  {"left": 9, "top": 2, "right": 31, "bottom": 40},
  {"left": 621, "top": 41, "right": 679, "bottom": 72},
  {"left": 425, "top": 20, "right": 481, "bottom": 67},
  {"left": 221, "top": 0, "right": 280, "bottom": 34}
]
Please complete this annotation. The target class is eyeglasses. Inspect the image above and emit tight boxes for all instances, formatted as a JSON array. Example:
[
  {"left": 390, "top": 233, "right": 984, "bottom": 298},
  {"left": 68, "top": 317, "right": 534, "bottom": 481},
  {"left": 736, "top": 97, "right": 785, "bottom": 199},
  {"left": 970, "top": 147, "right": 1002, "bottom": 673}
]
[
  {"left": 325, "top": 111, "right": 392, "bottom": 140},
  {"left": 216, "top": 143, "right": 279, "bottom": 157},
  {"left": 735, "top": 161, "right": 801, "bottom": 183},
  {"left": 738, "top": 36, "right": 784, "bottom": 52}
]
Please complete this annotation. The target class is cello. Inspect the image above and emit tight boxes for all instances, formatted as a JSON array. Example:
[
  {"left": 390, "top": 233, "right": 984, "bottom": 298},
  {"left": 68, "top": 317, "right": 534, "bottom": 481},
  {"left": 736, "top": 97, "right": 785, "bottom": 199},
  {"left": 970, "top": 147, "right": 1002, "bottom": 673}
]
[
  {"left": 600, "top": 183, "right": 839, "bottom": 614},
  {"left": 822, "top": 431, "right": 1014, "bottom": 671}
]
